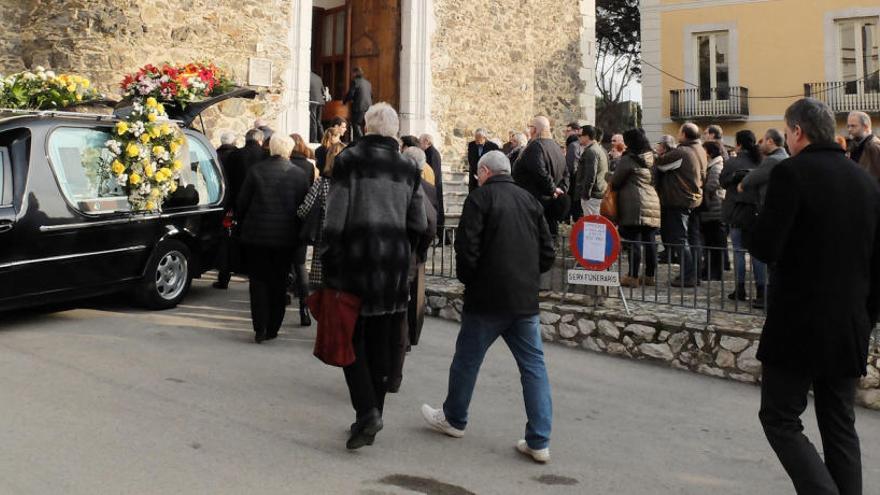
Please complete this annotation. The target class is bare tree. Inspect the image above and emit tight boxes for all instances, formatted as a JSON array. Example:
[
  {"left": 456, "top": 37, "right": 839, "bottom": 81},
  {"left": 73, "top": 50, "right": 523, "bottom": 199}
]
[{"left": 595, "top": 0, "right": 640, "bottom": 134}]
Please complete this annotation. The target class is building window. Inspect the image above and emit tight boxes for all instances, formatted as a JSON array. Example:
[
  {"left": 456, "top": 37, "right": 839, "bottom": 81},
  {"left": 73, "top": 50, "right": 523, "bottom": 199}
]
[
  {"left": 694, "top": 31, "right": 730, "bottom": 101},
  {"left": 837, "top": 17, "right": 879, "bottom": 94}
]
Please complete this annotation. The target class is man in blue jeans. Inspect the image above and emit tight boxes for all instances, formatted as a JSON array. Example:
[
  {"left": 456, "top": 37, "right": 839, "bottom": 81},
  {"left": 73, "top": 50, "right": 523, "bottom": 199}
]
[{"left": 420, "top": 151, "right": 556, "bottom": 463}]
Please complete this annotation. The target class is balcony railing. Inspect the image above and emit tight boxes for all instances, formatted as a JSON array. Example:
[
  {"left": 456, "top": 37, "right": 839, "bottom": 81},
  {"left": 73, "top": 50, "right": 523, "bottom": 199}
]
[
  {"left": 804, "top": 79, "right": 880, "bottom": 114},
  {"left": 669, "top": 87, "right": 749, "bottom": 122}
]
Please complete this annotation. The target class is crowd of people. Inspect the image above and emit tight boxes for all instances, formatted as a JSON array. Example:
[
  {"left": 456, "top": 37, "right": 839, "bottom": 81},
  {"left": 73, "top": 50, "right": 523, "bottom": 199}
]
[
  {"left": 209, "top": 94, "right": 880, "bottom": 489},
  {"left": 466, "top": 109, "right": 880, "bottom": 310},
  {"left": 210, "top": 102, "right": 555, "bottom": 460}
]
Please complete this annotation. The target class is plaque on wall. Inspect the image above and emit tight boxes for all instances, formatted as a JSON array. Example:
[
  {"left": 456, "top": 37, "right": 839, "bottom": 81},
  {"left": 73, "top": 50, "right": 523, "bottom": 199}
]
[{"left": 248, "top": 57, "right": 273, "bottom": 87}]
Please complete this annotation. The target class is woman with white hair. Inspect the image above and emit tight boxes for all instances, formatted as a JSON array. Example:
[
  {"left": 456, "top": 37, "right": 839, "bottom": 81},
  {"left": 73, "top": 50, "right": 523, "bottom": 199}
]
[
  {"left": 321, "top": 102, "right": 428, "bottom": 449},
  {"left": 216, "top": 131, "right": 238, "bottom": 169},
  {"left": 236, "top": 134, "right": 312, "bottom": 343}
]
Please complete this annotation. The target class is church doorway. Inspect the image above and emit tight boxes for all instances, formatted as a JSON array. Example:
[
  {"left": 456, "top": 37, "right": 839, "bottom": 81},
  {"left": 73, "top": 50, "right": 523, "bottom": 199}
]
[{"left": 311, "top": 0, "right": 401, "bottom": 126}]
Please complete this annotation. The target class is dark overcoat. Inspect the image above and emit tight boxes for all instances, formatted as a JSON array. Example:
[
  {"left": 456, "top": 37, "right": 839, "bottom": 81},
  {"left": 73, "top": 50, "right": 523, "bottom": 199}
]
[
  {"left": 467, "top": 140, "right": 500, "bottom": 191},
  {"left": 455, "top": 175, "right": 555, "bottom": 315},
  {"left": 236, "top": 156, "right": 310, "bottom": 249},
  {"left": 750, "top": 143, "right": 880, "bottom": 377},
  {"left": 320, "top": 134, "right": 428, "bottom": 316}
]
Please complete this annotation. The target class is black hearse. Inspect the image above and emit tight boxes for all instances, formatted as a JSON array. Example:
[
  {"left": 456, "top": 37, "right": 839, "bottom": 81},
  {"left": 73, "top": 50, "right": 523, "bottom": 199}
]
[{"left": 0, "top": 89, "right": 255, "bottom": 311}]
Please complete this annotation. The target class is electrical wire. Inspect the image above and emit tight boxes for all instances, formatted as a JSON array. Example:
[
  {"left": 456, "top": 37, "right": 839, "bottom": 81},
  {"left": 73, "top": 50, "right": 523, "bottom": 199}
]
[
  {"left": 639, "top": 58, "right": 879, "bottom": 99},
  {"left": 601, "top": 38, "right": 880, "bottom": 100}
]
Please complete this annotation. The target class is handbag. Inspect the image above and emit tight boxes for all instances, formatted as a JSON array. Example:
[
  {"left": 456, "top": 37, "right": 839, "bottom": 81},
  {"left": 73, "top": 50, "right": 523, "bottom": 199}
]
[
  {"left": 730, "top": 201, "right": 759, "bottom": 249},
  {"left": 307, "top": 288, "right": 362, "bottom": 367},
  {"left": 600, "top": 185, "right": 618, "bottom": 222},
  {"left": 299, "top": 201, "right": 322, "bottom": 244},
  {"left": 730, "top": 201, "right": 758, "bottom": 229}
]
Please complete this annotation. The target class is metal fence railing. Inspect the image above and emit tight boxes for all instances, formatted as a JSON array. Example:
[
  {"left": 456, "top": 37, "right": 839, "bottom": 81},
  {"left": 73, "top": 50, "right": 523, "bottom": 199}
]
[
  {"left": 429, "top": 226, "right": 769, "bottom": 321},
  {"left": 805, "top": 79, "right": 880, "bottom": 114},
  {"left": 669, "top": 86, "right": 750, "bottom": 121},
  {"left": 428, "top": 227, "right": 880, "bottom": 350}
]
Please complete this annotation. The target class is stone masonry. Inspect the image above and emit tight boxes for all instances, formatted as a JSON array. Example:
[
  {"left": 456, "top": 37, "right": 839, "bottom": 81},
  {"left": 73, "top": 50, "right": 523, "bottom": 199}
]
[
  {"left": 0, "top": 0, "right": 595, "bottom": 154},
  {"left": 0, "top": 1, "right": 594, "bottom": 222},
  {"left": 424, "top": 276, "right": 880, "bottom": 411},
  {"left": 0, "top": 0, "right": 293, "bottom": 145},
  {"left": 431, "top": 0, "right": 593, "bottom": 169}
]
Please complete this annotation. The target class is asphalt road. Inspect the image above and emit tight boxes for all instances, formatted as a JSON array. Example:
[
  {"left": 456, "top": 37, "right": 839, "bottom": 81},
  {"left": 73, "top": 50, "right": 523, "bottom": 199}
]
[{"left": 1, "top": 277, "right": 879, "bottom": 495}]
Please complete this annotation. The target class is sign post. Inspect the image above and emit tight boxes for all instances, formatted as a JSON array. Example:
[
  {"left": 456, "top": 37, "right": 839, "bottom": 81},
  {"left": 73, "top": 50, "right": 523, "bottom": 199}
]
[{"left": 565, "top": 215, "right": 630, "bottom": 314}]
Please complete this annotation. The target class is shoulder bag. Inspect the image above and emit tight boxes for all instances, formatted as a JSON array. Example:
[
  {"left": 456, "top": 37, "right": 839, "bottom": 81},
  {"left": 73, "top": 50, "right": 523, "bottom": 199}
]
[{"left": 600, "top": 185, "right": 618, "bottom": 222}]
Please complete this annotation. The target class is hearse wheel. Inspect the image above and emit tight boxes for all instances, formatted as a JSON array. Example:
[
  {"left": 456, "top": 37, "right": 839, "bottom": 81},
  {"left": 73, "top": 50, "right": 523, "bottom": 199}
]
[{"left": 137, "top": 240, "right": 193, "bottom": 310}]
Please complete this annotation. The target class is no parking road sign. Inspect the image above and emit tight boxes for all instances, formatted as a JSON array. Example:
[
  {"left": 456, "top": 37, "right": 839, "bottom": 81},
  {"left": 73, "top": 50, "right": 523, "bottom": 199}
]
[
  {"left": 565, "top": 215, "right": 628, "bottom": 313},
  {"left": 568, "top": 215, "right": 621, "bottom": 273}
]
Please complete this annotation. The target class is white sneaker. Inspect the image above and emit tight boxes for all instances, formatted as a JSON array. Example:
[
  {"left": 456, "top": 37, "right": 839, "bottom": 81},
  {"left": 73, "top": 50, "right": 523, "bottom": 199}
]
[
  {"left": 516, "top": 439, "right": 550, "bottom": 463},
  {"left": 420, "top": 404, "right": 464, "bottom": 438}
]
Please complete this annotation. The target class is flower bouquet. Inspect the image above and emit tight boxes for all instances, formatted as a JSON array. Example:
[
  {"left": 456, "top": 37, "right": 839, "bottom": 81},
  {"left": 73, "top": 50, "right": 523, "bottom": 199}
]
[
  {"left": 119, "top": 62, "right": 235, "bottom": 107},
  {"left": 104, "top": 97, "right": 186, "bottom": 211},
  {"left": 0, "top": 66, "right": 102, "bottom": 110}
]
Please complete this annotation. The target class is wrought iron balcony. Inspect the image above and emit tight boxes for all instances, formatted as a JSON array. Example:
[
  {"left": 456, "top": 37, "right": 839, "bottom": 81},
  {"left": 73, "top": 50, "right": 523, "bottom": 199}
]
[
  {"left": 804, "top": 79, "right": 880, "bottom": 114},
  {"left": 669, "top": 87, "right": 750, "bottom": 122}
]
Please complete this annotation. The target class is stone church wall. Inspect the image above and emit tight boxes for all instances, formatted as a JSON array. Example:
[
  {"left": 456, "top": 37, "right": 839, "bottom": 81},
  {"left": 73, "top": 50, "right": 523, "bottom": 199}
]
[
  {"left": 0, "top": 0, "right": 28, "bottom": 73},
  {"left": 0, "top": 0, "right": 593, "bottom": 155},
  {"left": 431, "top": 0, "right": 591, "bottom": 169},
  {"left": 0, "top": 0, "right": 294, "bottom": 145}
]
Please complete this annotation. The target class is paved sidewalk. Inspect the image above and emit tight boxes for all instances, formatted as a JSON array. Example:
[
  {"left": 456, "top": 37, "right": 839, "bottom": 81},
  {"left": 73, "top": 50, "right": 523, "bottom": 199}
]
[{"left": 1, "top": 278, "right": 878, "bottom": 494}]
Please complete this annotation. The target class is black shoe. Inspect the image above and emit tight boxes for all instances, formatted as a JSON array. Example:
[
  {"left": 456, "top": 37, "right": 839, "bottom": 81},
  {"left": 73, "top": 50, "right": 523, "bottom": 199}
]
[
  {"left": 671, "top": 276, "right": 697, "bottom": 288},
  {"left": 212, "top": 281, "right": 228, "bottom": 289},
  {"left": 346, "top": 409, "right": 383, "bottom": 450},
  {"left": 727, "top": 289, "right": 748, "bottom": 301},
  {"left": 265, "top": 331, "right": 278, "bottom": 341},
  {"left": 299, "top": 301, "right": 311, "bottom": 327},
  {"left": 254, "top": 329, "right": 266, "bottom": 344},
  {"left": 752, "top": 289, "right": 766, "bottom": 309}
]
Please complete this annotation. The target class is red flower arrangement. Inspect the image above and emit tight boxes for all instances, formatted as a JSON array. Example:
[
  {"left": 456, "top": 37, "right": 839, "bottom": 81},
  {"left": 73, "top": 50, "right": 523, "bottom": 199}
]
[{"left": 120, "top": 62, "right": 234, "bottom": 105}]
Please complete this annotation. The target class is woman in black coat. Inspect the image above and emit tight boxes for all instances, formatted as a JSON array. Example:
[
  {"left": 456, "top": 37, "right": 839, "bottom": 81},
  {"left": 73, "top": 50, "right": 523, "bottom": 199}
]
[
  {"left": 237, "top": 135, "right": 311, "bottom": 343},
  {"left": 719, "top": 130, "right": 764, "bottom": 303},
  {"left": 288, "top": 134, "right": 318, "bottom": 326}
]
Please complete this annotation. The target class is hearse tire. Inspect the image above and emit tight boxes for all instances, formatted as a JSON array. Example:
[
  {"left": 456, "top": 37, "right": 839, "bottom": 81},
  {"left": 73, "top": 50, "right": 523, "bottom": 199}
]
[{"left": 136, "top": 240, "right": 193, "bottom": 310}]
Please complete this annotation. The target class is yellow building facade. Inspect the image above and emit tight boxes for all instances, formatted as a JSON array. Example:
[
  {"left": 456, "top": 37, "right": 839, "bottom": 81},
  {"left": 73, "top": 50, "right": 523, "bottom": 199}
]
[{"left": 641, "top": 0, "right": 880, "bottom": 143}]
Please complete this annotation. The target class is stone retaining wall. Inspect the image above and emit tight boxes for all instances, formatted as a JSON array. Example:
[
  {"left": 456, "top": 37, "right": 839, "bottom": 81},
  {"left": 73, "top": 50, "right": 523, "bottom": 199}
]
[{"left": 425, "top": 277, "right": 880, "bottom": 410}]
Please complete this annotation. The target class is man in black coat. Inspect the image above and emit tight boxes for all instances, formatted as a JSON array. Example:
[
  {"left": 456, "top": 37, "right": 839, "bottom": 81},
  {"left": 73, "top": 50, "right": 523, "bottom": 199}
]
[
  {"left": 213, "top": 128, "right": 264, "bottom": 289},
  {"left": 225, "top": 129, "right": 267, "bottom": 207},
  {"left": 564, "top": 122, "right": 583, "bottom": 221},
  {"left": 216, "top": 132, "right": 238, "bottom": 172},
  {"left": 466, "top": 128, "right": 499, "bottom": 191},
  {"left": 343, "top": 67, "right": 372, "bottom": 141},
  {"left": 420, "top": 150, "right": 556, "bottom": 464},
  {"left": 309, "top": 71, "right": 325, "bottom": 143},
  {"left": 513, "top": 116, "right": 569, "bottom": 238},
  {"left": 420, "top": 133, "right": 445, "bottom": 238},
  {"left": 750, "top": 98, "right": 880, "bottom": 495}
]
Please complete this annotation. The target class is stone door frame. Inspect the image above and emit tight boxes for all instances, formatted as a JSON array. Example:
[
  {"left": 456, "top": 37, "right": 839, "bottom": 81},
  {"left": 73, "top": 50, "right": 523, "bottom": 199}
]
[{"left": 283, "top": 0, "right": 437, "bottom": 140}]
